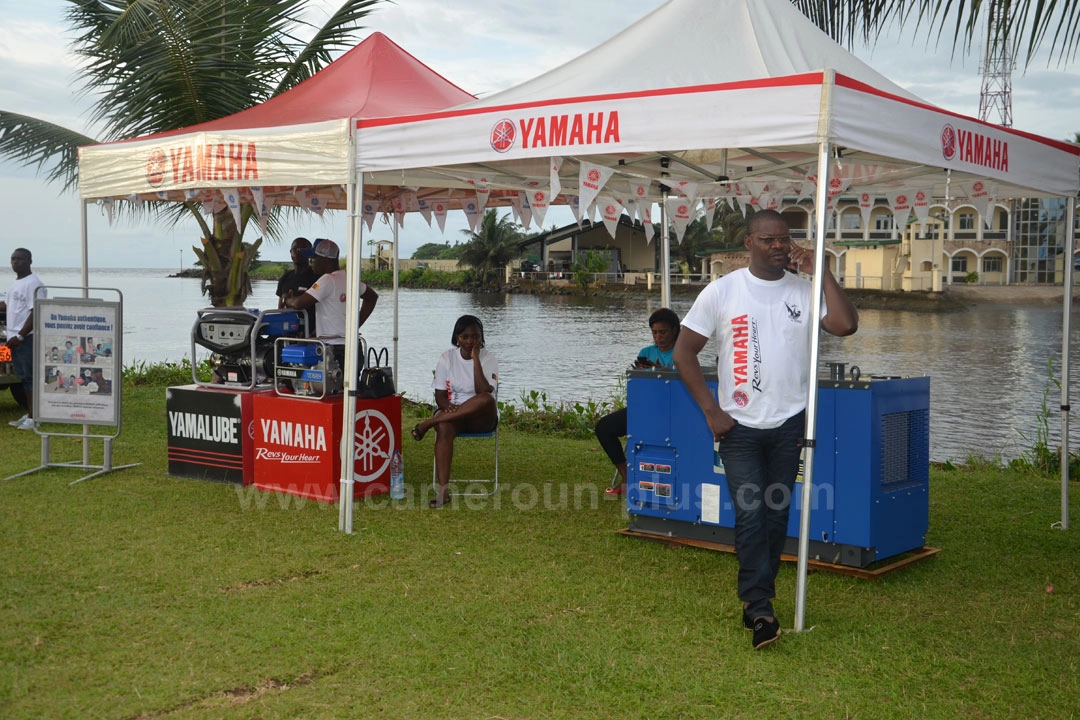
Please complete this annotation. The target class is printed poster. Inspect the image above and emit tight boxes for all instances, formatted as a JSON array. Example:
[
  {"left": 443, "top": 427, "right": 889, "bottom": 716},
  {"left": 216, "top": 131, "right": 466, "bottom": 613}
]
[{"left": 36, "top": 298, "right": 121, "bottom": 425}]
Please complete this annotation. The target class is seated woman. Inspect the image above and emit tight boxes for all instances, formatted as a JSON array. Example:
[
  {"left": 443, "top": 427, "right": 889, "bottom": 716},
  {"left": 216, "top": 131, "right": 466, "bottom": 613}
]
[
  {"left": 595, "top": 307, "right": 681, "bottom": 496},
  {"left": 411, "top": 314, "right": 499, "bottom": 508}
]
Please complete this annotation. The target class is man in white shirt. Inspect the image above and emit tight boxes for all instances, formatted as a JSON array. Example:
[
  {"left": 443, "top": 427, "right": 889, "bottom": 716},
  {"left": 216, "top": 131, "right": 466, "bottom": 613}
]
[
  {"left": 2, "top": 248, "right": 47, "bottom": 430},
  {"left": 673, "top": 209, "right": 858, "bottom": 649},
  {"left": 284, "top": 238, "right": 378, "bottom": 372}
]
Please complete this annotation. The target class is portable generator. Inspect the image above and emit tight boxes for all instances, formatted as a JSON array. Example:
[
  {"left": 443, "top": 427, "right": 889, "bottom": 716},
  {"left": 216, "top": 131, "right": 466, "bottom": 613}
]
[
  {"left": 625, "top": 368, "right": 930, "bottom": 567},
  {"left": 191, "top": 308, "right": 304, "bottom": 389}
]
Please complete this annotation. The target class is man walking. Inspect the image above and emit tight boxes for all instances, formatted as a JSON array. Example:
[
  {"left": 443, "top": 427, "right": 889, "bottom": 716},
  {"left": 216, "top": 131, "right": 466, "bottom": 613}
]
[
  {"left": 673, "top": 210, "right": 858, "bottom": 649},
  {"left": 2, "top": 248, "right": 46, "bottom": 430}
]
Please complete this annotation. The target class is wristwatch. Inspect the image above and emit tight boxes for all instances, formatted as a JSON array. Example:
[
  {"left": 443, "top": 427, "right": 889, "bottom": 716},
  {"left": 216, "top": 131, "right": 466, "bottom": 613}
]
[{"left": 15, "top": 334, "right": 23, "bottom": 341}]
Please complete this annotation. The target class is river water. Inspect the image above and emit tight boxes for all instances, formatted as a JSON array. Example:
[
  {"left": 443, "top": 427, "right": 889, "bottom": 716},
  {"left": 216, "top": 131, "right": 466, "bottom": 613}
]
[{"left": 31, "top": 267, "right": 1080, "bottom": 463}]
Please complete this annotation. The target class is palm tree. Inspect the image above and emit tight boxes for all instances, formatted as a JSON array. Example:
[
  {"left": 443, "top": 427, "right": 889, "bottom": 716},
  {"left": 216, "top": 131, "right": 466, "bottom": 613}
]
[
  {"left": 0, "top": 0, "right": 382, "bottom": 306},
  {"left": 791, "top": 0, "right": 1080, "bottom": 68},
  {"left": 458, "top": 210, "right": 523, "bottom": 288}
]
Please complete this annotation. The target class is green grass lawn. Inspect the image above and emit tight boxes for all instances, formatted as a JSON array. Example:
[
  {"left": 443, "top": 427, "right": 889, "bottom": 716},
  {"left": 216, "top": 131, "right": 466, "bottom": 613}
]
[{"left": 1, "top": 386, "right": 1078, "bottom": 719}]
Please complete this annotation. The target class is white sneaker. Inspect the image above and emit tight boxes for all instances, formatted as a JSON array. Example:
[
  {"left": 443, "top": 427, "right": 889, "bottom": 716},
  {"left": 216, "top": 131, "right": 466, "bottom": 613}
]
[
  {"left": 8, "top": 414, "right": 28, "bottom": 427},
  {"left": 15, "top": 416, "right": 35, "bottom": 431}
]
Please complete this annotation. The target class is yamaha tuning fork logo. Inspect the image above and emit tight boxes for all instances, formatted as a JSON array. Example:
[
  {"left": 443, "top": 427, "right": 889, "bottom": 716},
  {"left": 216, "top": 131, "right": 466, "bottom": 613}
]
[
  {"left": 941, "top": 124, "right": 957, "bottom": 161},
  {"left": 490, "top": 118, "right": 516, "bottom": 152}
]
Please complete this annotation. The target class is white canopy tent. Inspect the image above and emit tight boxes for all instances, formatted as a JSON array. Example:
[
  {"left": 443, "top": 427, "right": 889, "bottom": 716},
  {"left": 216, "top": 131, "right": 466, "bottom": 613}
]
[{"left": 350, "top": 0, "right": 1080, "bottom": 628}]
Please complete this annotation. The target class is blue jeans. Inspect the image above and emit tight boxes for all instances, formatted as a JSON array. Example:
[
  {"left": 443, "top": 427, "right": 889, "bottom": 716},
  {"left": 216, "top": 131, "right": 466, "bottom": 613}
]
[
  {"left": 717, "top": 411, "right": 805, "bottom": 620},
  {"left": 12, "top": 335, "right": 34, "bottom": 390}
]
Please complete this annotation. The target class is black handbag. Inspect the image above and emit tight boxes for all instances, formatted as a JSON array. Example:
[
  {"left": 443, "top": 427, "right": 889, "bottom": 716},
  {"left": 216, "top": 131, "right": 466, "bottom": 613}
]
[{"left": 357, "top": 347, "right": 396, "bottom": 399}]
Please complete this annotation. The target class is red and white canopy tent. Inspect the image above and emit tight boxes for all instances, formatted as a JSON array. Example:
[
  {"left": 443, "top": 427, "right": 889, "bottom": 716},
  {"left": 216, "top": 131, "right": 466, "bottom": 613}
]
[
  {"left": 76, "top": 32, "right": 475, "bottom": 533},
  {"left": 349, "top": 0, "right": 1080, "bottom": 625}
]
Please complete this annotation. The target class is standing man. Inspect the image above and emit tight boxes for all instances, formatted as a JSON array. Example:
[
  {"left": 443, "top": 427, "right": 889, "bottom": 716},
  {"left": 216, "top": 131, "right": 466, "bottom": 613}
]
[
  {"left": 284, "top": 238, "right": 378, "bottom": 372},
  {"left": 673, "top": 209, "right": 858, "bottom": 649},
  {"left": 2, "top": 248, "right": 47, "bottom": 430},
  {"left": 276, "top": 237, "right": 318, "bottom": 336}
]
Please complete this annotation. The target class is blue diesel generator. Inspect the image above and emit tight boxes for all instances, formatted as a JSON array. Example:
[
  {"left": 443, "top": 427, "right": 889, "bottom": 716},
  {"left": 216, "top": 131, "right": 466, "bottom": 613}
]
[{"left": 625, "top": 369, "right": 930, "bottom": 567}]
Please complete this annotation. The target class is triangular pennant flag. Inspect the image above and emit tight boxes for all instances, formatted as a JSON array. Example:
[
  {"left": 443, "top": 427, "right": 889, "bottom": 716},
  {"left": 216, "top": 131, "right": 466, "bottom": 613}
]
[
  {"left": 509, "top": 195, "right": 522, "bottom": 224},
  {"left": 578, "top": 161, "right": 614, "bottom": 211},
  {"left": 361, "top": 199, "right": 378, "bottom": 232},
  {"left": 568, "top": 195, "right": 582, "bottom": 226},
  {"left": 597, "top": 195, "right": 622, "bottom": 239},
  {"left": 251, "top": 187, "right": 270, "bottom": 236},
  {"left": 640, "top": 202, "right": 655, "bottom": 244},
  {"left": 854, "top": 189, "right": 874, "bottom": 230},
  {"left": 703, "top": 197, "right": 717, "bottom": 231},
  {"left": 392, "top": 194, "right": 407, "bottom": 228},
  {"left": 966, "top": 180, "right": 998, "bottom": 229},
  {"left": 911, "top": 188, "right": 932, "bottom": 236},
  {"left": 529, "top": 189, "right": 549, "bottom": 227},
  {"left": 885, "top": 189, "right": 913, "bottom": 230},
  {"left": 463, "top": 195, "right": 481, "bottom": 233},
  {"left": 743, "top": 180, "right": 768, "bottom": 207},
  {"left": 550, "top": 157, "right": 563, "bottom": 199},
  {"left": 126, "top": 193, "right": 144, "bottom": 207},
  {"left": 666, "top": 196, "right": 693, "bottom": 245},
  {"left": 416, "top": 196, "right": 433, "bottom": 227},
  {"left": 221, "top": 189, "right": 244, "bottom": 231},
  {"left": 432, "top": 200, "right": 448, "bottom": 233},
  {"left": 667, "top": 180, "right": 700, "bottom": 206},
  {"left": 517, "top": 191, "right": 533, "bottom": 231},
  {"left": 293, "top": 187, "right": 325, "bottom": 216},
  {"left": 474, "top": 182, "right": 491, "bottom": 213}
]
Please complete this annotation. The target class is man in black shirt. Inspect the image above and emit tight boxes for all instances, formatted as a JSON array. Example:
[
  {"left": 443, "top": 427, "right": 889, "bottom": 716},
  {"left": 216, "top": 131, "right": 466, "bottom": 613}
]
[{"left": 276, "top": 237, "right": 317, "bottom": 335}]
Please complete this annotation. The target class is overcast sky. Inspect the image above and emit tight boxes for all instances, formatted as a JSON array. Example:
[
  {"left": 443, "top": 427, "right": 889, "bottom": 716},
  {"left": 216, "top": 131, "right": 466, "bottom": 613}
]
[{"left": 1, "top": 0, "right": 1077, "bottom": 269}]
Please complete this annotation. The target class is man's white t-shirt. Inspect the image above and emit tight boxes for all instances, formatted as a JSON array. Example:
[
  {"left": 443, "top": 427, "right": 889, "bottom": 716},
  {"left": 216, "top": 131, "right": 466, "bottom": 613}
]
[
  {"left": 5, "top": 272, "right": 46, "bottom": 340},
  {"left": 305, "top": 270, "right": 367, "bottom": 345},
  {"left": 431, "top": 347, "right": 499, "bottom": 405},
  {"left": 681, "top": 268, "right": 825, "bottom": 429}
]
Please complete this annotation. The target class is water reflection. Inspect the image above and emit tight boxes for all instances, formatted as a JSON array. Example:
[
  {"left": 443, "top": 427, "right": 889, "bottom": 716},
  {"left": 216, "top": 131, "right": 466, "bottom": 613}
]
[{"left": 40, "top": 268, "right": 1079, "bottom": 463}]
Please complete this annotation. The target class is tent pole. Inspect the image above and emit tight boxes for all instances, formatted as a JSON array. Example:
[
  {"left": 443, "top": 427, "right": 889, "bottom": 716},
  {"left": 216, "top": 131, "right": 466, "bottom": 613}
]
[
  {"left": 340, "top": 166, "right": 363, "bottom": 534},
  {"left": 81, "top": 199, "right": 91, "bottom": 465},
  {"left": 794, "top": 140, "right": 831, "bottom": 633},
  {"left": 660, "top": 189, "right": 670, "bottom": 307},
  {"left": 1059, "top": 199, "right": 1075, "bottom": 531},
  {"left": 392, "top": 220, "right": 399, "bottom": 386}
]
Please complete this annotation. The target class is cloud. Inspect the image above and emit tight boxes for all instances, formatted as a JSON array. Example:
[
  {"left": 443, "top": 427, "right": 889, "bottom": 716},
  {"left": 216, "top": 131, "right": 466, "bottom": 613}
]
[{"left": 2, "top": 0, "right": 1077, "bottom": 269}]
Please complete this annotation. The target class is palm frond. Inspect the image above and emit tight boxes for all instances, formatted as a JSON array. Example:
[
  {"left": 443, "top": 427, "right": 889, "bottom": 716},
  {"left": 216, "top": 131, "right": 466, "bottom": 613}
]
[
  {"left": 791, "top": 0, "right": 1080, "bottom": 67},
  {"left": 272, "top": 0, "right": 385, "bottom": 95},
  {"left": 0, "top": 112, "right": 98, "bottom": 193}
]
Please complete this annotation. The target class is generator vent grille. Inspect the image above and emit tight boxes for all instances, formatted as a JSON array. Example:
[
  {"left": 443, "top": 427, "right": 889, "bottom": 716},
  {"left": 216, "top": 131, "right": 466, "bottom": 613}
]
[{"left": 880, "top": 409, "right": 930, "bottom": 488}]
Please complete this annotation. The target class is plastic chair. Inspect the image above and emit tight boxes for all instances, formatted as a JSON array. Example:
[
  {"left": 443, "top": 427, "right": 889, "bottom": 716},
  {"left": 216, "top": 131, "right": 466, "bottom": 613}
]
[{"left": 431, "top": 423, "right": 499, "bottom": 498}]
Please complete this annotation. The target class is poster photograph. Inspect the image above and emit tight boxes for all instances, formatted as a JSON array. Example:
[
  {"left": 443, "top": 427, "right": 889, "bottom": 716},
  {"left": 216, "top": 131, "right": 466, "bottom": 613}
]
[{"left": 35, "top": 297, "right": 121, "bottom": 425}]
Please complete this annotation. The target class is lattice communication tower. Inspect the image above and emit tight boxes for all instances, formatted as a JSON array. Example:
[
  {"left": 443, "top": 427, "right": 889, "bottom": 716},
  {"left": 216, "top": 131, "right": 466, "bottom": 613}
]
[{"left": 978, "top": 1, "right": 1015, "bottom": 127}]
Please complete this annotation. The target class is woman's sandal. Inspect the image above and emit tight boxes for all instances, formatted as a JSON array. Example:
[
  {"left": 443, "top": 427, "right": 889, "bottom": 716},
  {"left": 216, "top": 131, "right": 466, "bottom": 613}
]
[
  {"left": 428, "top": 494, "right": 450, "bottom": 509},
  {"left": 410, "top": 424, "right": 425, "bottom": 441}
]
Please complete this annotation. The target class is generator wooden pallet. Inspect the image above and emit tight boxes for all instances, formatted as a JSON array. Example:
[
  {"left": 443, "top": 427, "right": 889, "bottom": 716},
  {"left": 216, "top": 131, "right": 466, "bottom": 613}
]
[{"left": 617, "top": 529, "right": 939, "bottom": 580}]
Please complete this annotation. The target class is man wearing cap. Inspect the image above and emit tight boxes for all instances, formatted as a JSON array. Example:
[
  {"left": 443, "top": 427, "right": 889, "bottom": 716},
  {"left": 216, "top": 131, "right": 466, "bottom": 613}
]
[
  {"left": 276, "top": 237, "right": 318, "bottom": 336},
  {"left": 284, "top": 238, "right": 378, "bottom": 371}
]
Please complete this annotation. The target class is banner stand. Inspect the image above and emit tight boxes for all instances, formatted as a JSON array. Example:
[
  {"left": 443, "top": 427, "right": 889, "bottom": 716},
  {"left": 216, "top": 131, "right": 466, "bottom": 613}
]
[{"left": 2, "top": 286, "right": 140, "bottom": 485}]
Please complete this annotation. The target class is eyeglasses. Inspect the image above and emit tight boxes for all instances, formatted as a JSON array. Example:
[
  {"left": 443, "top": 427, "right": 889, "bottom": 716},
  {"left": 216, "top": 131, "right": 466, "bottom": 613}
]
[{"left": 753, "top": 235, "right": 792, "bottom": 246}]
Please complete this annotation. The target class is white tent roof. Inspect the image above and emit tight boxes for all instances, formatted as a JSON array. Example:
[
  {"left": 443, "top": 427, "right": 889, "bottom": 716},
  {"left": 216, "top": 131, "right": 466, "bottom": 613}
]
[{"left": 354, "top": 0, "right": 1078, "bottom": 205}]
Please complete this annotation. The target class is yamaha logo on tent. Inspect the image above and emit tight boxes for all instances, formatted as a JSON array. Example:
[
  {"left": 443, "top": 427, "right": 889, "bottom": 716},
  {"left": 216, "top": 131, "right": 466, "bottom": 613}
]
[
  {"left": 490, "top": 119, "right": 516, "bottom": 152},
  {"left": 145, "top": 149, "right": 167, "bottom": 187},
  {"left": 941, "top": 124, "right": 956, "bottom": 161}
]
